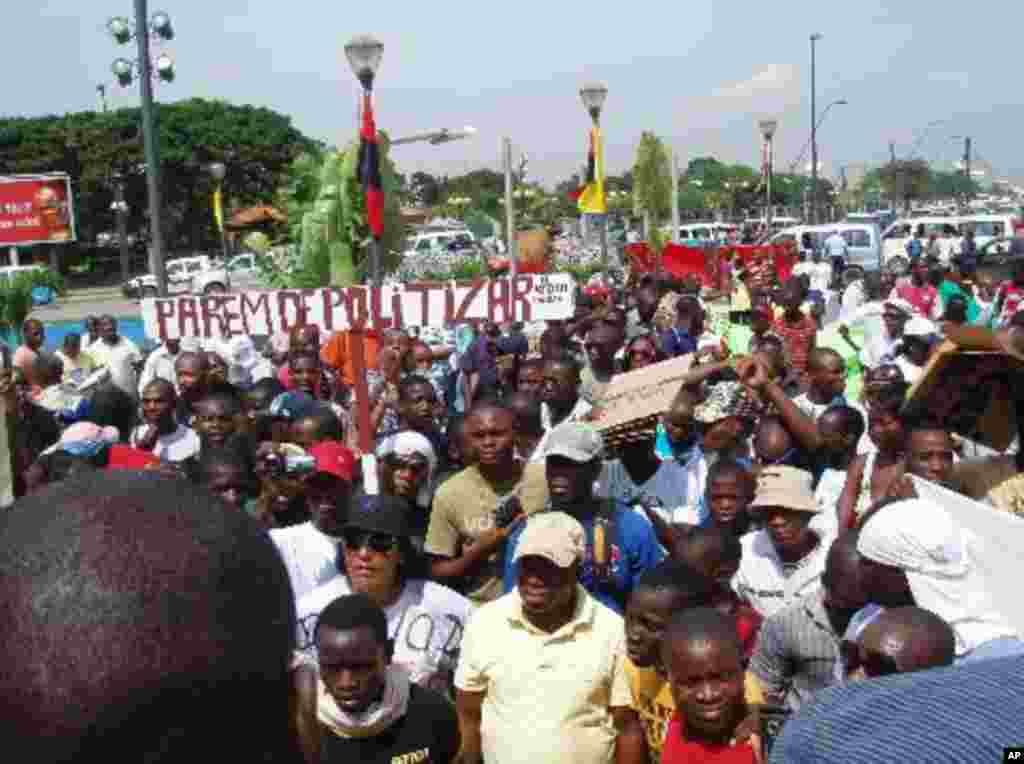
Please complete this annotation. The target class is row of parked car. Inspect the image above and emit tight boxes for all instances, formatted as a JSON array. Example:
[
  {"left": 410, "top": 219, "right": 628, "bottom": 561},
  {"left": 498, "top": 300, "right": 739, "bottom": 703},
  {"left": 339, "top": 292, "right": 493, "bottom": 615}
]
[
  {"left": 121, "top": 253, "right": 264, "bottom": 298},
  {"left": 766, "top": 212, "right": 1020, "bottom": 282}
]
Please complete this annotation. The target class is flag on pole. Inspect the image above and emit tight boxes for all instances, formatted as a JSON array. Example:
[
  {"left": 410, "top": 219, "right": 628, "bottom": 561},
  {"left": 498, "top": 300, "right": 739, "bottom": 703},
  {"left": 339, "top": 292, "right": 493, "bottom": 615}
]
[
  {"left": 358, "top": 90, "right": 385, "bottom": 238},
  {"left": 212, "top": 188, "right": 224, "bottom": 232},
  {"left": 571, "top": 127, "right": 607, "bottom": 214}
]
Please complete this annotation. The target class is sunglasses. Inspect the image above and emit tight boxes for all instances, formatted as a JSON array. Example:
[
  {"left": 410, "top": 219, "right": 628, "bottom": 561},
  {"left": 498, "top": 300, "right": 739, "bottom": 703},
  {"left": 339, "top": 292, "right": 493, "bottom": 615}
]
[{"left": 341, "top": 531, "right": 400, "bottom": 554}]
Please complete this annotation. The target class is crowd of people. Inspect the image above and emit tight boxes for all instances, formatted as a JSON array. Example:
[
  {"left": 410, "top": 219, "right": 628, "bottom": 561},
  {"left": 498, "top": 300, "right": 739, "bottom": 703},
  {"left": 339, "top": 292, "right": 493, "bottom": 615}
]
[{"left": 3, "top": 247, "right": 1024, "bottom": 763}]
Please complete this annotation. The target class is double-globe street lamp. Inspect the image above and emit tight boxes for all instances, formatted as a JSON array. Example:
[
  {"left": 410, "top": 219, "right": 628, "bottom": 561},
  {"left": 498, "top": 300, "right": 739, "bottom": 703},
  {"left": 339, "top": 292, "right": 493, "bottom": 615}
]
[
  {"left": 107, "top": 5, "right": 175, "bottom": 296},
  {"left": 579, "top": 82, "right": 609, "bottom": 264}
]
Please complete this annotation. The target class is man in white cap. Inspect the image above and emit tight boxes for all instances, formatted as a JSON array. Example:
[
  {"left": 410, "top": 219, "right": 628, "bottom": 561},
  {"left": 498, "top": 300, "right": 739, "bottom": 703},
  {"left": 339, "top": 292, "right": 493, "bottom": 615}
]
[
  {"left": 732, "top": 466, "right": 836, "bottom": 618},
  {"left": 456, "top": 511, "right": 642, "bottom": 764},
  {"left": 503, "top": 421, "right": 663, "bottom": 615}
]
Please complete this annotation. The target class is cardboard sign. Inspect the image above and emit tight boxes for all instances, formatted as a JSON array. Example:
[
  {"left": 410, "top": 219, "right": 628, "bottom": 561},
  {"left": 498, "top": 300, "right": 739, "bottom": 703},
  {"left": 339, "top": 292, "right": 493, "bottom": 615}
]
[
  {"left": 903, "top": 341, "right": 1024, "bottom": 452},
  {"left": 911, "top": 476, "right": 1024, "bottom": 639},
  {"left": 141, "top": 274, "right": 575, "bottom": 341},
  {"left": 590, "top": 354, "right": 695, "bottom": 437}
]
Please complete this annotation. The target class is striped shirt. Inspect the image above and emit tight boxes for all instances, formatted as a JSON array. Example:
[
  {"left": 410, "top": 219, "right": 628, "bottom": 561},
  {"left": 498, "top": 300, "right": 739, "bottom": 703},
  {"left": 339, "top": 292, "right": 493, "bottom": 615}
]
[
  {"left": 769, "top": 656, "right": 1024, "bottom": 763},
  {"left": 771, "top": 314, "right": 817, "bottom": 382},
  {"left": 749, "top": 591, "right": 840, "bottom": 711}
]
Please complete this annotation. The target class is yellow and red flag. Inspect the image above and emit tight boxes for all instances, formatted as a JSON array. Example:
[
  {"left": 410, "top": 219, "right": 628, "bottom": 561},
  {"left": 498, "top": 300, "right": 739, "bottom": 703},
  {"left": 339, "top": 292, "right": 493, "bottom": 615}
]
[{"left": 570, "top": 127, "right": 607, "bottom": 214}]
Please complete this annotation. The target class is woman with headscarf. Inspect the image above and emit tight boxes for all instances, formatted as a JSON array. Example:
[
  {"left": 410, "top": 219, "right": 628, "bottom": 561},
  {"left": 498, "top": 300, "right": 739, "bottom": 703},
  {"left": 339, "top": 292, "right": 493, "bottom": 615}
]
[
  {"left": 857, "top": 498, "right": 1023, "bottom": 664},
  {"left": 375, "top": 431, "right": 437, "bottom": 552}
]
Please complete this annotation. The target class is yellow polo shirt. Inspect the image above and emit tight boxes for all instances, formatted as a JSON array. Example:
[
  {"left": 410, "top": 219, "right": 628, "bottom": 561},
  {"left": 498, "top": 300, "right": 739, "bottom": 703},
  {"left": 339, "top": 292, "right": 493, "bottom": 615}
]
[
  {"left": 455, "top": 586, "right": 631, "bottom": 764},
  {"left": 625, "top": 659, "right": 765, "bottom": 764}
]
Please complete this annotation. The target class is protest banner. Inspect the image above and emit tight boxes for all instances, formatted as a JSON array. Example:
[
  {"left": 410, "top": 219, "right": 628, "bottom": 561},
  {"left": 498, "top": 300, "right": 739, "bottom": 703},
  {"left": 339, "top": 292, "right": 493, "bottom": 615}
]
[
  {"left": 910, "top": 476, "right": 1024, "bottom": 638},
  {"left": 904, "top": 332, "right": 1024, "bottom": 452},
  {"left": 0, "top": 173, "right": 77, "bottom": 246},
  {"left": 141, "top": 273, "right": 575, "bottom": 341},
  {"left": 589, "top": 354, "right": 694, "bottom": 451}
]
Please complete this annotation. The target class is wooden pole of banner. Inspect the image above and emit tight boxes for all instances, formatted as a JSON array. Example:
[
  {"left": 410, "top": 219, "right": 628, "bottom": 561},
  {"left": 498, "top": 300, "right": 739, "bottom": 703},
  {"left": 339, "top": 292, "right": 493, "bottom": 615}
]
[{"left": 349, "top": 327, "right": 373, "bottom": 457}]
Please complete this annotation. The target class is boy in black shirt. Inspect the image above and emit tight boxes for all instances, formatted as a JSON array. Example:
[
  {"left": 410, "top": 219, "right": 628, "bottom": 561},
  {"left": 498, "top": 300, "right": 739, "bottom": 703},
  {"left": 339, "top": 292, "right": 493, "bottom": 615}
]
[{"left": 294, "top": 593, "right": 459, "bottom": 764}]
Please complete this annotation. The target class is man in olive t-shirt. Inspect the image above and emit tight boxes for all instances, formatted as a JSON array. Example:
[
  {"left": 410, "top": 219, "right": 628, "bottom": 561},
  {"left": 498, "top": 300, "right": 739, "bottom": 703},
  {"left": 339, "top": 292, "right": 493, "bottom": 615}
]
[{"left": 425, "top": 403, "right": 549, "bottom": 604}]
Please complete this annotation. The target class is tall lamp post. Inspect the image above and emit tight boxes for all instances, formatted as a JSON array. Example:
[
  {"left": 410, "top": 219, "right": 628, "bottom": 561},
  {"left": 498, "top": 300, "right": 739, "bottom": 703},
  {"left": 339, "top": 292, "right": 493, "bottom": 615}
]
[
  {"left": 809, "top": 33, "right": 822, "bottom": 224},
  {"left": 110, "top": 173, "right": 131, "bottom": 283},
  {"left": 579, "top": 82, "right": 609, "bottom": 264},
  {"left": 344, "top": 34, "right": 385, "bottom": 286},
  {"left": 207, "top": 161, "right": 229, "bottom": 260},
  {"left": 108, "top": 6, "right": 175, "bottom": 296},
  {"left": 758, "top": 119, "right": 778, "bottom": 230}
]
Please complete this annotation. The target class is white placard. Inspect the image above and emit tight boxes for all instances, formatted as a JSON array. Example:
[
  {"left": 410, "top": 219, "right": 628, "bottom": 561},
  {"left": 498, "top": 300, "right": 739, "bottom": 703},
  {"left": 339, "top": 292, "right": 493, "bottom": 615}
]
[
  {"left": 141, "top": 274, "right": 575, "bottom": 341},
  {"left": 911, "top": 475, "right": 1024, "bottom": 638}
]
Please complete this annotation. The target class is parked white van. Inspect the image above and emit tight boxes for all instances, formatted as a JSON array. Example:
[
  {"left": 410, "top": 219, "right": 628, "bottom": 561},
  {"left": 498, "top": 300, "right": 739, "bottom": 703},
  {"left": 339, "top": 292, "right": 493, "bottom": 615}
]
[
  {"left": 881, "top": 214, "right": 1019, "bottom": 272},
  {"left": 769, "top": 223, "right": 882, "bottom": 280}
]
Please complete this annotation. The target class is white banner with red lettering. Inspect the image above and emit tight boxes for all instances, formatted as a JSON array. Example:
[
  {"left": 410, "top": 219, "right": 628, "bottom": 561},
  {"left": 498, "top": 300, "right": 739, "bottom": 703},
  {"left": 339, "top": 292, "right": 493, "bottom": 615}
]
[{"left": 141, "top": 274, "right": 575, "bottom": 341}]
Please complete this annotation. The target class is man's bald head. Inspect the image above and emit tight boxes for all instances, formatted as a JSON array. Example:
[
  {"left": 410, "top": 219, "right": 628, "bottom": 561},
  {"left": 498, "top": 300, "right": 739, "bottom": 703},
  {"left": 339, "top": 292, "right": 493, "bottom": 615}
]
[
  {"left": 174, "top": 351, "right": 208, "bottom": 373},
  {"left": 0, "top": 472, "right": 298, "bottom": 762},
  {"left": 861, "top": 607, "right": 956, "bottom": 677}
]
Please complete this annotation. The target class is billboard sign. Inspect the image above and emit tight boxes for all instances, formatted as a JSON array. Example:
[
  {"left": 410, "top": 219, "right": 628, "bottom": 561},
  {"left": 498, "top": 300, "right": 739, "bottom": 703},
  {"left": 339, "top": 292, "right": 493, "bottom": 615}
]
[{"left": 0, "top": 173, "right": 77, "bottom": 247}]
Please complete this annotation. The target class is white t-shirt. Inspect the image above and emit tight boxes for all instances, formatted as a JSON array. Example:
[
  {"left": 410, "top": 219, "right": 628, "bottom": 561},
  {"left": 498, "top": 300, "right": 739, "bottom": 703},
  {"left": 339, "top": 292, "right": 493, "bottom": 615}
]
[
  {"left": 732, "top": 526, "right": 834, "bottom": 618},
  {"left": 296, "top": 577, "right": 471, "bottom": 695},
  {"left": 597, "top": 458, "right": 707, "bottom": 526},
  {"left": 824, "top": 234, "right": 848, "bottom": 258},
  {"left": 130, "top": 424, "right": 201, "bottom": 463},
  {"left": 138, "top": 345, "right": 178, "bottom": 395},
  {"left": 271, "top": 521, "right": 341, "bottom": 602},
  {"left": 89, "top": 337, "right": 142, "bottom": 396},
  {"left": 809, "top": 261, "right": 833, "bottom": 293}
]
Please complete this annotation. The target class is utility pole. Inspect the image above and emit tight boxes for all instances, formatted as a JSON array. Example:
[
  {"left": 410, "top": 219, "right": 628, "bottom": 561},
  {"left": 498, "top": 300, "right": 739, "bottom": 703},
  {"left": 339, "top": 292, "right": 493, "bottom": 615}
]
[
  {"left": 97, "top": 84, "right": 108, "bottom": 113},
  {"left": 963, "top": 137, "right": 973, "bottom": 203},
  {"left": 889, "top": 142, "right": 897, "bottom": 163},
  {"left": 503, "top": 137, "right": 516, "bottom": 295},
  {"left": 809, "top": 33, "right": 821, "bottom": 225},
  {"left": 134, "top": 0, "right": 168, "bottom": 296}
]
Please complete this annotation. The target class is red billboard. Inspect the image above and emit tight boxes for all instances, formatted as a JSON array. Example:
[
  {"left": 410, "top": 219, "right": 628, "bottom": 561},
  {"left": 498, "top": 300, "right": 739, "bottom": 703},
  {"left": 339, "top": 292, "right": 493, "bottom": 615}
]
[{"left": 0, "top": 174, "right": 77, "bottom": 247}]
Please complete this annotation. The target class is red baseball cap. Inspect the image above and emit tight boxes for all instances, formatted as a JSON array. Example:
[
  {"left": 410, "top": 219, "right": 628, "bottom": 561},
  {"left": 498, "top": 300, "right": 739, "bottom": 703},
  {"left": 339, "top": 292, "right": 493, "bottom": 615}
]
[
  {"left": 308, "top": 441, "right": 355, "bottom": 482},
  {"left": 106, "top": 444, "right": 161, "bottom": 470}
]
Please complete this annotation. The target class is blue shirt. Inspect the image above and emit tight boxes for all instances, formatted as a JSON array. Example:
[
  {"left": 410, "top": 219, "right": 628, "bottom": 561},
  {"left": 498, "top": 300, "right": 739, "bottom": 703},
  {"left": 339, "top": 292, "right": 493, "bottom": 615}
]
[
  {"left": 503, "top": 505, "right": 664, "bottom": 615},
  {"left": 660, "top": 328, "right": 697, "bottom": 358}
]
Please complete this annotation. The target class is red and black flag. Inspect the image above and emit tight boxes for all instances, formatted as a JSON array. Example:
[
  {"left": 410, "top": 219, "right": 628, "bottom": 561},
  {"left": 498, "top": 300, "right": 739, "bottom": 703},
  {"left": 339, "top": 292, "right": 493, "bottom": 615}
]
[{"left": 358, "top": 91, "right": 385, "bottom": 238}]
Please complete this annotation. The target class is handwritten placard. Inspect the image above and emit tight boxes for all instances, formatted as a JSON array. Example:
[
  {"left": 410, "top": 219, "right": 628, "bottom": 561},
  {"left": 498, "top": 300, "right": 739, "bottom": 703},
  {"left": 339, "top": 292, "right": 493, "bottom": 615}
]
[
  {"left": 141, "top": 274, "right": 575, "bottom": 341},
  {"left": 590, "top": 354, "right": 694, "bottom": 434}
]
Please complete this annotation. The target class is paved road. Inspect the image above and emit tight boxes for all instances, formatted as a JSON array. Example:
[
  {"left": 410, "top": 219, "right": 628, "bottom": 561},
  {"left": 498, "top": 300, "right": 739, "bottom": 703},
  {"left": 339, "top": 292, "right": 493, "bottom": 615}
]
[{"left": 29, "top": 291, "right": 141, "bottom": 324}]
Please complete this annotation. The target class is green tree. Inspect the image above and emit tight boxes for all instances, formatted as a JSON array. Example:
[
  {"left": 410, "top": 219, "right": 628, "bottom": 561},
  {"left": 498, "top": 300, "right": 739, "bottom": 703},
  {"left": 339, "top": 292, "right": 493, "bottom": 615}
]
[
  {"left": 632, "top": 132, "right": 672, "bottom": 237},
  {"left": 287, "top": 134, "right": 405, "bottom": 287},
  {"left": 878, "top": 159, "right": 932, "bottom": 213},
  {"left": 0, "top": 99, "right": 320, "bottom": 257}
]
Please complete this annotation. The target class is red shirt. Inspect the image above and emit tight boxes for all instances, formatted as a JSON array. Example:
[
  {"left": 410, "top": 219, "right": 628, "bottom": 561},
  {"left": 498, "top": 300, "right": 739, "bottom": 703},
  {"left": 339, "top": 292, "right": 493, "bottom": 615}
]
[
  {"left": 771, "top": 314, "right": 817, "bottom": 380},
  {"left": 734, "top": 604, "right": 764, "bottom": 665},
  {"left": 894, "top": 283, "right": 938, "bottom": 318},
  {"left": 661, "top": 713, "right": 758, "bottom": 764}
]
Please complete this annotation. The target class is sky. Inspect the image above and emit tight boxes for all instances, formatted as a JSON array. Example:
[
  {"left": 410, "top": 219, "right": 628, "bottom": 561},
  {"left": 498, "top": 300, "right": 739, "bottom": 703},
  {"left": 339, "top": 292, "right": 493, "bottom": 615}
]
[{"left": 7, "top": 0, "right": 1024, "bottom": 188}]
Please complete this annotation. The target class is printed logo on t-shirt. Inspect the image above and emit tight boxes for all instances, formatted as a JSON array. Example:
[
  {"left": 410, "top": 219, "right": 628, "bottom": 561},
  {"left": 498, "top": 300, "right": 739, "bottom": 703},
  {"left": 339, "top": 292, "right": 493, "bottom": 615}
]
[{"left": 391, "top": 748, "right": 429, "bottom": 764}]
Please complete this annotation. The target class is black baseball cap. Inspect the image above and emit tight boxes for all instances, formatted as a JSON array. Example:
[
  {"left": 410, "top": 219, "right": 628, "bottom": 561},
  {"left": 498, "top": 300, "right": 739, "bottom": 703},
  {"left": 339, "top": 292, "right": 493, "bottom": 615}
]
[{"left": 343, "top": 495, "right": 410, "bottom": 537}]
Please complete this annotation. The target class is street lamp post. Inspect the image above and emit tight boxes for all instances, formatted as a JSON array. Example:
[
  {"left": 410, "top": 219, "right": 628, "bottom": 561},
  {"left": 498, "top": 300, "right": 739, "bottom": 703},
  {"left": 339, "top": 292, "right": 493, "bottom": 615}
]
[
  {"left": 207, "top": 161, "right": 229, "bottom": 260},
  {"left": 108, "top": 5, "right": 175, "bottom": 296},
  {"left": 809, "top": 33, "right": 822, "bottom": 225},
  {"left": 759, "top": 119, "right": 778, "bottom": 230},
  {"left": 579, "top": 82, "right": 609, "bottom": 265},
  {"left": 111, "top": 173, "right": 131, "bottom": 283},
  {"left": 344, "top": 34, "right": 385, "bottom": 286}
]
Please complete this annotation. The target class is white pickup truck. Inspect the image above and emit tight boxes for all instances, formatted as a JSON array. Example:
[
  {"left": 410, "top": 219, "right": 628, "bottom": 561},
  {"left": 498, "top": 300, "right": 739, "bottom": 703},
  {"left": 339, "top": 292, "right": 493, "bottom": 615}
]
[{"left": 122, "top": 255, "right": 230, "bottom": 298}]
